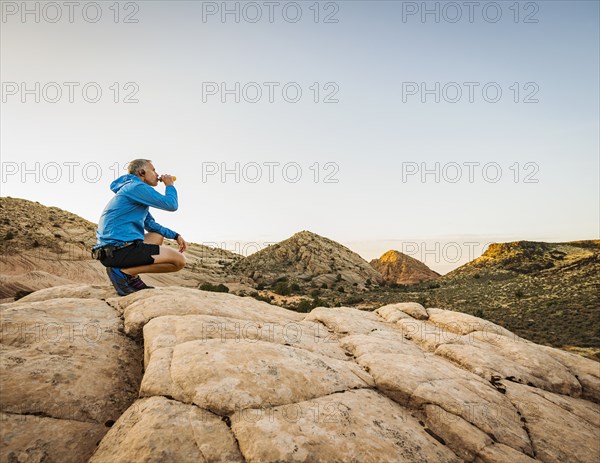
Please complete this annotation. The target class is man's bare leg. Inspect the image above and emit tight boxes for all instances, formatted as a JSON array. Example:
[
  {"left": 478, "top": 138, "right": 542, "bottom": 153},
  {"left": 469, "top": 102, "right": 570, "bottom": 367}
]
[{"left": 121, "top": 232, "right": 185, "bottom": 276}]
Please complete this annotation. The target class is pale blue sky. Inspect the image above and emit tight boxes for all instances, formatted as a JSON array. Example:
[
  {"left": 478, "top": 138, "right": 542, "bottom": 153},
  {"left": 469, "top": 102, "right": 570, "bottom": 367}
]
[{"left": 1, "top": 1, "right": 599, "bottom": 274}]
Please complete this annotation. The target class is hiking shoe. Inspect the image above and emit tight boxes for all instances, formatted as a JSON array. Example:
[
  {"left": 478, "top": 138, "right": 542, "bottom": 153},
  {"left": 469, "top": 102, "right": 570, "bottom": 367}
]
[
  {"left": 106, "top": 267, "right": 136, "bottom": 296},
  {"left": 124, "top": 273, "right": 154, "bottom": 291}
]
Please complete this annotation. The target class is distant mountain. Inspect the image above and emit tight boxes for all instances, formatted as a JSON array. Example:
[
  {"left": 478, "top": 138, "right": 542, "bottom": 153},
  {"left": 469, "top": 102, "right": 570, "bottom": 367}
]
[
  {"left": 232, "top": 230, "right": 383, "bottom": 289},
  {"left": 370, "top": 250, "right": 440, "bottom": 285},
  {"left": 447, "top": 240, "right": 600, "bottom": 276}
]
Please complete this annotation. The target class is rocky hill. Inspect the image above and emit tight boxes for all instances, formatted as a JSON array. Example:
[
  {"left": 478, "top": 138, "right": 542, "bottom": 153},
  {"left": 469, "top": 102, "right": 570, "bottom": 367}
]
[
  {"left": 1, "top": 285, "right": 598, "bottom": 462},
  {"left": 449, "top": 240, "right": 599, "bottom": 276},
  {"left": 232, "top": 230, "right": 384, "bottom": 289},
  {"left": 370, "top": 249, "right": 440, "bottom": 285}
]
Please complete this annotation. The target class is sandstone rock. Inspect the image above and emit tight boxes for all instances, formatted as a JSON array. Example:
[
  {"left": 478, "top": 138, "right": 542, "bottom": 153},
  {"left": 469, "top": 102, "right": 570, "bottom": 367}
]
[
  {"left": 339, "top": 330, "right": 425, "bottom": 359},
  {"left": 142, "top": 314, "right": 348, "bottom": 367},
  {"left": 421, "top": 403, "right": 493, "bottom": 461},
  {"left": 395, "top": 318, "right": 457, "bottom": 352},
  {"left": 3, "top": 284, "right": 599, "bottom": 463},
  {"left": 305, "top": 306, "right": 397, "bottom": 337},
  {"left": 0, "top": 296, "right": 142, "bottom": 463},
  {"left": 436, "top": 331, "right": 583, "bottom": 397},
  {"left": 474, "top": 443, "right": 538, "bottom": 463},
  {"left": 503, "top": 381, "right": 600, "bottom": 463},
  {"left": 538, "top": 344, "right": 600, "bottom": 403},
  {"left": 230, "top": 389, "right": 461, "bottom": 463},
  {"left": 426, "top": 307, "right": 517, "bottom": 339},
  {"left": 374, "top": 303, "right": 414, "bottom": 323},
  {"left": 109, "top": 287, "right": 304, "bottom": 338},
  {"left": 376, "top": 301, "right": 429, "bottom": 320},
  {"left": 349, "top": 348, "right": 534, "bottom": 457},
  {"left": 1, "top": 298, "right": 141, "bottom": 423},
  {"left": 17, "top": 283, "right": 116, "bottom": 302},
  {"left": 89, "top": 396, "right": 243, "bottom": 463},
  {"left": 1, "top": 413, "right": 107, "bottom": 463},
  {"left": 141, "top": 339, "right": 373, "bottom": 415}
]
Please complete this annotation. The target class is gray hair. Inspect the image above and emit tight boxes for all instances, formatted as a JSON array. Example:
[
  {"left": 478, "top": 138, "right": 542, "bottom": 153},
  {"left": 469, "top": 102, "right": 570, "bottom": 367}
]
[{"left": 128, "top": 159, "right": 152, "bottom": 175}]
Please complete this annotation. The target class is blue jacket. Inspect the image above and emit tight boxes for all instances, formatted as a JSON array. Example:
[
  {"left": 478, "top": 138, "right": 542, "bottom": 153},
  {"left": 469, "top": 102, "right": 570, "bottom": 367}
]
[{"left": 94, "top": 174, "right": 178, "bottom": 248}]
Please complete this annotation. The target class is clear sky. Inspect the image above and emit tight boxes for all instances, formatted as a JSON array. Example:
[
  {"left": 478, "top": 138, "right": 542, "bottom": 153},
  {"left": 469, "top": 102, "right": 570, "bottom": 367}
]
[{"left": 1, "top": 0, "right": 599, "bottom": 274}]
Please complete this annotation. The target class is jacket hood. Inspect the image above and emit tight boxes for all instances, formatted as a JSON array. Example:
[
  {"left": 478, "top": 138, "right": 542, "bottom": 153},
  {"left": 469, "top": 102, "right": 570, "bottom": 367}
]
[{"left": 110, "top": 174, "right": 141, "bottom": 193}]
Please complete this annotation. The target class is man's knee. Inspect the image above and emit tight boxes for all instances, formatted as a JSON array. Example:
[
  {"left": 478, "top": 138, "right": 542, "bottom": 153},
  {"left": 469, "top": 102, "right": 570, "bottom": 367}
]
[{"left": 174, "top": 254, "right": 186, "bottom": 270}]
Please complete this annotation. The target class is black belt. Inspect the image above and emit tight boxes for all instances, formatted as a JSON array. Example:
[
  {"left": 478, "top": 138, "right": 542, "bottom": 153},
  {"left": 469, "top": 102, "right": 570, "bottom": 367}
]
[{"left": 91, "top": 241, "right": 137, "bottom": 260}]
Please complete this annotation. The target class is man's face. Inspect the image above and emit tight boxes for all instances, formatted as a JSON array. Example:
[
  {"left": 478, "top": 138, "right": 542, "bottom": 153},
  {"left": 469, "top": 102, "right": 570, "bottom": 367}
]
[{"left": 141, "top": 162, "right": 159, "bottom": 186}]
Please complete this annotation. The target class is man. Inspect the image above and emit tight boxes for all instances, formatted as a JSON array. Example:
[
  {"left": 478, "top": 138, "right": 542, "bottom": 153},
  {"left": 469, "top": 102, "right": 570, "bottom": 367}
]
[{"left": 92, "top": 159, "right": 187, "bottom": 296}]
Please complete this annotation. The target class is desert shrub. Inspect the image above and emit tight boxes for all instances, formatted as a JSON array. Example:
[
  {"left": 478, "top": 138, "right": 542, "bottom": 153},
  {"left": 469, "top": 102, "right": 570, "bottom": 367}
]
[
  {"left": 294, "top": 299, "right": 313, "bottom": 313},
  {"left": 4, "top": 231, "right": 15, "bottom": 240},
  {"left": 515, "top": 289, "right": 524, "bottom": 299},
  {"left": 337, "top": 286, "right": 345, "bottom": 293},
  {"left": 336, "top": 274, "right": 342, "bottom": 282},
  {"left": 199, "top": 283, "right": 229, "bottom": 293},
  {"left": 473, "top": 308, "right": 485, "bottom": 318},
  {"left": 474, "top": 273, "right": 481, "bottom": 279},
  {"left": 321, "top": 283, "right": 328, "bottom": 289},
  {"left": 256, "top": 283, "right": 265, "bottom": 290},
  {"left": 310, "top": 289, "right": 320, "bottom": 298},
  {"left": 366, "top": 279, "right": 372, "bottom": 286},
  {"left": 253, "top": 294, "right": 272, "bottom": 304},
  {"left": 290, "top": 282, "right": 301, "bottom": 292},
  {"left": 273, "top": 281, "right": 291, "bottom": 296}
]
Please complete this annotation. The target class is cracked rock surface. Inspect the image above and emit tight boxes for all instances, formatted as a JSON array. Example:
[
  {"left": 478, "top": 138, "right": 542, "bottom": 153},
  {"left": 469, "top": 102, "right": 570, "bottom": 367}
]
[{"left": 2, "top": 287, "right": 599, "bottom": 462}]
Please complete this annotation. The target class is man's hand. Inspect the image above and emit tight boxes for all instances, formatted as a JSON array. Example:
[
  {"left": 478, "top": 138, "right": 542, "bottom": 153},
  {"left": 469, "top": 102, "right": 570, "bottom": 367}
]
[
  {"left": 176, "top": 235, "right": 187, "bottom": 253},
  {"left": 162, "top": 174, "right": 175, "bottom": 186}
]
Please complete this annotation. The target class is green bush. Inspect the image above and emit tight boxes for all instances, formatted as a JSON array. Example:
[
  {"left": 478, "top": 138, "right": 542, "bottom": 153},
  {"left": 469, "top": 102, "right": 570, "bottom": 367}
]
[
  {"left": 273, "top": 281, "right": 291, "bottom": 296},
  {"left": 295, "top": 299, "right": 313, "bottom": 313},
  {"left": 199, "top": 283, "right": 229, "bottom": 293},
  {"left": 312, "top": 297, "right": 329, "bottom": 308},
  {"left": 253, "top": 294, "right": 272, "bottom": 304},
  {"left": 321, "top": 283, "right": 328, "bottom": 289},
  {"left": 290, "top": 283, "right": 301, "bottom": 292},
  {"left": 343, "top": 296, "right": 364, "bottom": 305}
]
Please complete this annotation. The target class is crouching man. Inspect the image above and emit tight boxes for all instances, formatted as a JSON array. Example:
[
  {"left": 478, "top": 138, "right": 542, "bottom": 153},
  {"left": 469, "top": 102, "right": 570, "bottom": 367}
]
[{"left": 92, "top": 159, "right": 187, "bottom": 296}]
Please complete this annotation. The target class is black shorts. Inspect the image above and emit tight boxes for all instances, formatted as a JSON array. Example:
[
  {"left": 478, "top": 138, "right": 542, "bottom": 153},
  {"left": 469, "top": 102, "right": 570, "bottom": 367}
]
[{"left": 100, "top": 241, "right": 160, "bottom": 268}]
